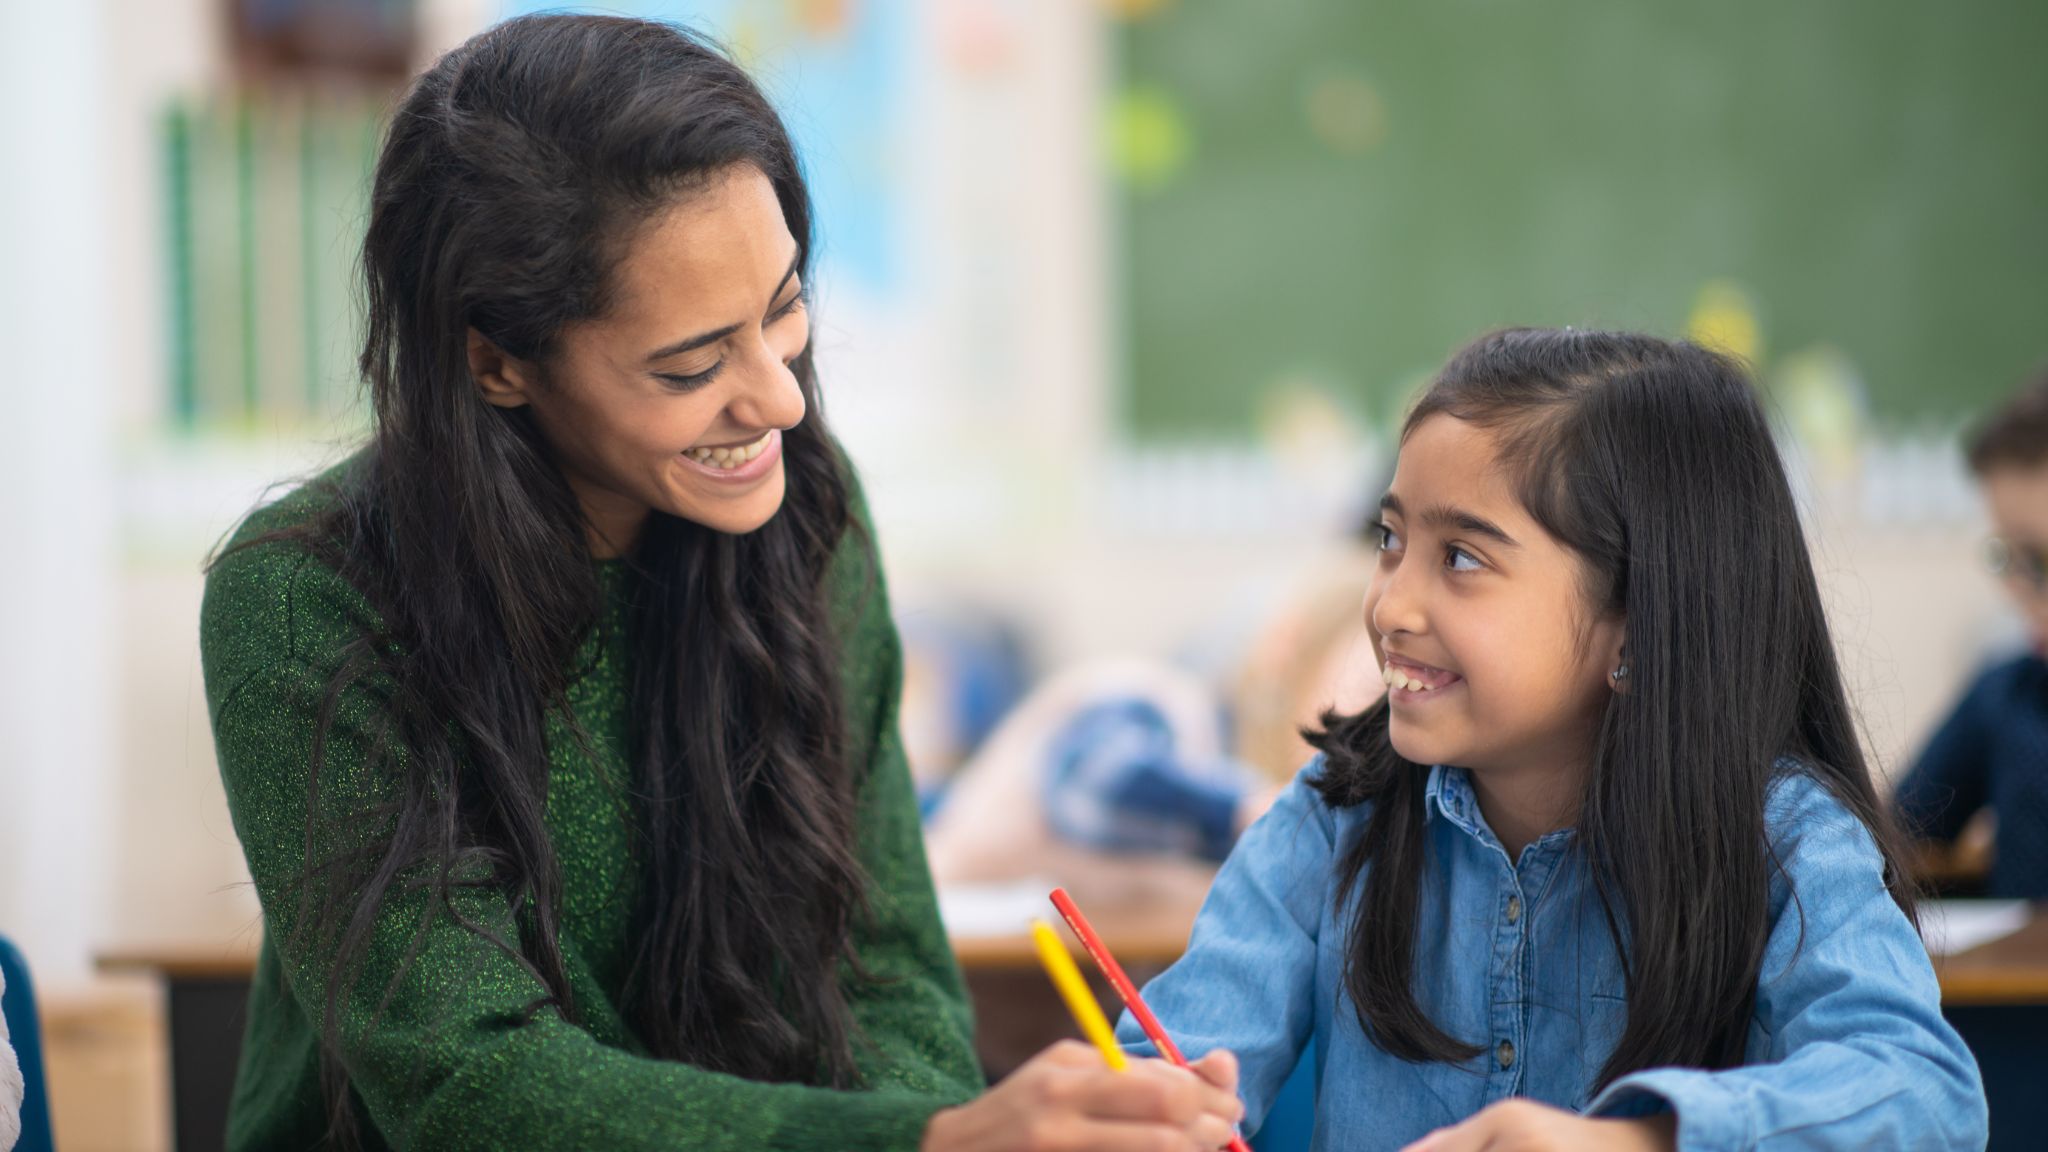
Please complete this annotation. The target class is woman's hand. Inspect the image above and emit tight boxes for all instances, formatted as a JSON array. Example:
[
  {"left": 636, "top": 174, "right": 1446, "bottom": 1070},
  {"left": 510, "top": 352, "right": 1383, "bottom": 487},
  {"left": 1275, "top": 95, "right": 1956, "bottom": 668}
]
[
  {"left": 1400, "top": 1099, "right": 1676, "bottom": 1152},
  {"left": 922, "top": 1040, "right": 1244, "bottom": 1152}
]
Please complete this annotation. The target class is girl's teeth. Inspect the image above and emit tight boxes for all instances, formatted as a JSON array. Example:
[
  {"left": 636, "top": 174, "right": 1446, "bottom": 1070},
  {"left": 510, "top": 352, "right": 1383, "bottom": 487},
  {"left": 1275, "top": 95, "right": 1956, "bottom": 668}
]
[
  {"left": 686, "top": 432, "right": 770, "bottom": 469},
  {"left": 1382, "top": 664, "right": 1440, "bottom": 693}
]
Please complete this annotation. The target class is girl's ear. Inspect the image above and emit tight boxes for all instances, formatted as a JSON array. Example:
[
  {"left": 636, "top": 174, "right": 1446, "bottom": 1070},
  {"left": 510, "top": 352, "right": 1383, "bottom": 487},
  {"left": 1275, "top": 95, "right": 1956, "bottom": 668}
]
[
  {"left": 1584, "top": 608, "right": 1628, "bottom": 696},
  {"left": 468, "top": 328, "right": 538, "bottom": 409}
]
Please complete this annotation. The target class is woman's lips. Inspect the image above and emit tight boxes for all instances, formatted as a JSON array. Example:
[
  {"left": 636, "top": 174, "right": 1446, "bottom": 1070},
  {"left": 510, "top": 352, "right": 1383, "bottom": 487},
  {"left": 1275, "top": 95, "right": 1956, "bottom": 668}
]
[{"left": 677, "top": 428, "right": 782, "bottom": 483}]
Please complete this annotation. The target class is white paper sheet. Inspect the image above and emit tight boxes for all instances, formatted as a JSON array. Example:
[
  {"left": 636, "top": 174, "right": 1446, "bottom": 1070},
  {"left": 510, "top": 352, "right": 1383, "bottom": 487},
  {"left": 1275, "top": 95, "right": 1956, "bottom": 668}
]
[
  {"left": 1919, "top": 898, "right": 2032, "bottom": 958},
  {"left": 936, "top": 878, "right": 1056, "bottom": 940}
]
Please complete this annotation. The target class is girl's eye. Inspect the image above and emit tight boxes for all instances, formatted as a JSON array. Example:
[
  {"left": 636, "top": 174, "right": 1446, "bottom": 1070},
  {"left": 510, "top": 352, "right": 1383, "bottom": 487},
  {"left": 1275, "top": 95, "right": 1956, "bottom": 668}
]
[
  {"left": 1374, "top": 521, "right": 1402, "bottom": 552},
  {"left": 1445, "top": 545, "right": 1483, "bottom": 573},
  {"left": 656, "top": 362, "right": 724, "bottom": 392}
]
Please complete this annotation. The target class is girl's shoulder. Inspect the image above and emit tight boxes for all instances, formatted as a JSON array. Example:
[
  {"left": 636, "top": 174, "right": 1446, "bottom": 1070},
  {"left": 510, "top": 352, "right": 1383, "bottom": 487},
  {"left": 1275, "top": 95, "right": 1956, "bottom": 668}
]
[
  {"left": 1762, "top": 761, "right": 1871, "bottom": 845},
  {"left": 1256, "top": 755, "right": 1360, "bottom": 844},
  {"left": 1759, "top": 762, "right": 1893, "bottom": 915}
]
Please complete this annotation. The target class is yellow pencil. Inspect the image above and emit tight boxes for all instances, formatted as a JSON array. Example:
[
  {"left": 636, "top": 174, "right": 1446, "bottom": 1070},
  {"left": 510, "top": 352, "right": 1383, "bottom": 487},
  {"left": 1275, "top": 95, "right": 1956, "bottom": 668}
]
[{"left": 1031, "top": 918, "right": 1130, "bottom": 1071}]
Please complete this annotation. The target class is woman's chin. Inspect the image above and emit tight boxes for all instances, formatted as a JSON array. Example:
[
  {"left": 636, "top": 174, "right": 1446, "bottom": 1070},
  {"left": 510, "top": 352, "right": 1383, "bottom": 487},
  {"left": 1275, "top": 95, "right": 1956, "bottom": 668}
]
[{"left": 665, "top": 467, "right": 788, "bottom": 535}]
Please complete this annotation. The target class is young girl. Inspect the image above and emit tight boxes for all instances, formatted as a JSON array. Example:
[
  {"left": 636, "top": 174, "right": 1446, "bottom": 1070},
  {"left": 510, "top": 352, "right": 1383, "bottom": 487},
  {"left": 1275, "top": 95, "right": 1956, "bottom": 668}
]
[{"left": 1121, "top": 329, "right": 1988, "bottom": 1151}]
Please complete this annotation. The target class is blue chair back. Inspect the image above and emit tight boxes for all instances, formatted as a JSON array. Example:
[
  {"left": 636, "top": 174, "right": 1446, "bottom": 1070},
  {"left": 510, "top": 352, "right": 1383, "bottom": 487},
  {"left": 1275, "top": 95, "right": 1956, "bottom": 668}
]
[
  {"left": 0, "top": 936, "right": 55, "bottom": 1152},
  {"left": 1250, "top": 1038, "right": 1315, "bottom": 1152}
]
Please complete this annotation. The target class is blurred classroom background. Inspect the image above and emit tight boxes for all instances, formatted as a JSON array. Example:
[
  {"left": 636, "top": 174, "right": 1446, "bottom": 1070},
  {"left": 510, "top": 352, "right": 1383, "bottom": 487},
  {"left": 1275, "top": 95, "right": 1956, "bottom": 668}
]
[{"left": 2, "top": 0, "right": 2044, "bottom": 1147}]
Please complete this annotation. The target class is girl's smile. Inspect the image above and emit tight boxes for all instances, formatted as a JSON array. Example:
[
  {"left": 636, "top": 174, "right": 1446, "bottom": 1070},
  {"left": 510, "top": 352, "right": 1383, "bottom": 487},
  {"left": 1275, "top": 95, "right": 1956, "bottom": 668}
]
[{"left": 1380, "top": 653, "right": 1464, "bottom": 699}]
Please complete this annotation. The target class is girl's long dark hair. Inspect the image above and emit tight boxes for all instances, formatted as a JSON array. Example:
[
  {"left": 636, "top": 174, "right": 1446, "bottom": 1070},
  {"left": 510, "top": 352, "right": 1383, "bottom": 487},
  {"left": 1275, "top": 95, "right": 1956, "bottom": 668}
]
[
  {"left": 219, "top": 15, "right": 874, "bottom": 1138},
  {"left": 1307, "top": 328, "right": 1917, "bottom": 1090}
]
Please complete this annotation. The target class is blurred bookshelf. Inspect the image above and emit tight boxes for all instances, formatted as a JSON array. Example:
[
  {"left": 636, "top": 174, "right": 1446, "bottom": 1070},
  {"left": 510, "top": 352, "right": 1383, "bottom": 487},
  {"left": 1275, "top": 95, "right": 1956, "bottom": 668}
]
[
  {"left": 130, "top": 90, "right": 383, "bottom": 567},
  {"left": 161, "top": 91, "right": 380, "bottom": 436}
]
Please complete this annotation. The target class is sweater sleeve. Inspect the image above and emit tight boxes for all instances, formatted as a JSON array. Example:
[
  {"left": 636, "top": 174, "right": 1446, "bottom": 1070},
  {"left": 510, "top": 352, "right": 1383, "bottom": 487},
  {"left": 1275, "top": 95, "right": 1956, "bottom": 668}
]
[
  {"left": 203, "top": 512, "right": 975, "bottom": 1150},
  {"left": 831, "top": 511, "right": 986, "bottom": 1102}
]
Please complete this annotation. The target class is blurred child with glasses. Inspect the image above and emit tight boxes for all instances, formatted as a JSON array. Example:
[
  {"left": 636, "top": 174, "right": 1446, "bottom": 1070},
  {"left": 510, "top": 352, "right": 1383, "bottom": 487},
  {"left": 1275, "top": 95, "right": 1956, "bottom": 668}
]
[{"left": 1895, "top": 367, "right": 2048, "bottom": 899}]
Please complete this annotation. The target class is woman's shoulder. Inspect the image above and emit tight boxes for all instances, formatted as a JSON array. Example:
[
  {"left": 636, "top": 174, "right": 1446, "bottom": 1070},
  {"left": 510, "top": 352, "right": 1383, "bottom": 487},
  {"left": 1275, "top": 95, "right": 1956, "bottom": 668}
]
[
  {"left": 821, "top": 449, "right": 884, "bottom": 612},
  {"left": 200, "top": 453, "right": 384, "bottom": 715}
]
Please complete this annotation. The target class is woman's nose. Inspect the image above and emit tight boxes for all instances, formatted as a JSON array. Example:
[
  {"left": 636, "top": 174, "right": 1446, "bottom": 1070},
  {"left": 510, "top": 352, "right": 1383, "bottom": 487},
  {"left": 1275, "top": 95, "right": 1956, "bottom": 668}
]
[{"left": 729, "top": 351, "right": 808, "bottom": 432}]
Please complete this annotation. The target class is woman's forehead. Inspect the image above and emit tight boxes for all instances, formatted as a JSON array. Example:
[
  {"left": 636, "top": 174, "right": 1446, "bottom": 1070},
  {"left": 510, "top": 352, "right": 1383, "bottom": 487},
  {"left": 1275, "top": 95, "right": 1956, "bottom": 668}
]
[{"left": 606, "top": 167, "right": 795, "bottom": 329}]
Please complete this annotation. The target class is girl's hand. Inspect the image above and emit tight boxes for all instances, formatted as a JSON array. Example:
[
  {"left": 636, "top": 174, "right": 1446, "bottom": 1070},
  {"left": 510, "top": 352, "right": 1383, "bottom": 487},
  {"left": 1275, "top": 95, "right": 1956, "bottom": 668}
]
[
  {"left": 922, "top": 1040, "right": 1245, "bottom": 1152},
  {"left": 1400, "top": 1099, "right": 1677, "bottom": 1152}
]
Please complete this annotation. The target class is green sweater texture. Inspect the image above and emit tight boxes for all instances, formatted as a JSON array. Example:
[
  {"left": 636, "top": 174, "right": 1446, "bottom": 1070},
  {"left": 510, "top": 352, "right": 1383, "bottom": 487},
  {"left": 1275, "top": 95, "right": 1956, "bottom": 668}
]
[{"left": 199, "top": 461, "right": 983, "bottom": 1150}]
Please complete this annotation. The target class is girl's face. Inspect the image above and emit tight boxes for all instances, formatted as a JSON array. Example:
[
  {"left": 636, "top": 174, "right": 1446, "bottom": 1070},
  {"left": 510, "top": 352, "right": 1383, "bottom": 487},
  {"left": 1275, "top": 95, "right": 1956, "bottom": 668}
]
[
  {"left": 470, "top": 164, "right": 811, "bottom": 553},
  {"left": 1365, "top": 414, "right": 1625, "bottom": 785}
]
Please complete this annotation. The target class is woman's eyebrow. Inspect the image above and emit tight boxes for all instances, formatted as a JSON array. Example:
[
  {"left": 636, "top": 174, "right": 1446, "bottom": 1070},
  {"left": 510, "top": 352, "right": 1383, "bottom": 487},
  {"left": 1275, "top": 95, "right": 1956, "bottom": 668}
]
[
  {"left": 1379, "top": 492, "right": 1520, "bottom": 548},
  {"left": 642, "top": 249, "right": 802, "bottom": 363}
]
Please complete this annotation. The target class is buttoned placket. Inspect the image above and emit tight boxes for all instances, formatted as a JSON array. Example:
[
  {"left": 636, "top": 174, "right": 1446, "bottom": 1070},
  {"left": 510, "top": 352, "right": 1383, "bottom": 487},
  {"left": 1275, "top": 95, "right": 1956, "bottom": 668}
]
[{"left": 1431, "top": 769, "right": 1574, "bottom": 1105}]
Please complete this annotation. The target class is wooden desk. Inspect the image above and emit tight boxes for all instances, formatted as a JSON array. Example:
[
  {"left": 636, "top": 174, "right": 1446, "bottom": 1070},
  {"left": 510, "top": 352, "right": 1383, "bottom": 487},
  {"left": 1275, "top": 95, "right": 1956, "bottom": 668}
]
[
  {"left": 101, "top": 938, "right": 264, "bottom": 1152},
  {"left": 97, "top": 890, "right": 1203, "bottom": 1152},
  {"left": 101, "top": 899, "right": 2048, "bottom": 1151},
  {"left": 1931, "top": 904, "right": 2048, "bottom": 1005}
]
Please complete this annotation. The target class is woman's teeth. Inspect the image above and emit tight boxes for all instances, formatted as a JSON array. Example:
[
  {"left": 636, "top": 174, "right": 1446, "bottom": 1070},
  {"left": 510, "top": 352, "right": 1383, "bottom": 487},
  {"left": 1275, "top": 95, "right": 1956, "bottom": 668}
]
[
  {"left": 684, "top": 431, "right": 771, "bottom": 470},
  {"left": 1381, "top": 663, "right": 1449, "bottom": 693}
]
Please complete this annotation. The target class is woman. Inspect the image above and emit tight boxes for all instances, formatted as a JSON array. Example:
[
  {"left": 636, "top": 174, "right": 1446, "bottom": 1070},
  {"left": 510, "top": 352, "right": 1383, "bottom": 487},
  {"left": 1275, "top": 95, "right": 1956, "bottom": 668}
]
[{"left": 201, "top": 15, "right": 1240, "bottom": 1151}]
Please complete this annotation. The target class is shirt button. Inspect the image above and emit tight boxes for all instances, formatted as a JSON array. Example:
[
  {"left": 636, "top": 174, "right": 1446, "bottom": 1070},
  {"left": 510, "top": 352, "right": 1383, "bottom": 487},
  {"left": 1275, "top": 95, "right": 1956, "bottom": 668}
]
[
  {"left": 1497, "top": 1039, "right": 1516, "bottom": 1069},
  {"left": 1506, "top": 895, "right": 1522, "bottom": 924}
]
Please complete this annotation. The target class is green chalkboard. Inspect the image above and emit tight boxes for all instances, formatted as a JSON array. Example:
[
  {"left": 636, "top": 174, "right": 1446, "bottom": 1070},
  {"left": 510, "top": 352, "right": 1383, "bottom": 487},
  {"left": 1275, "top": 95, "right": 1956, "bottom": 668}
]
[{"left": 1114, "top": 0, "right": 2048, "bottom": 438}]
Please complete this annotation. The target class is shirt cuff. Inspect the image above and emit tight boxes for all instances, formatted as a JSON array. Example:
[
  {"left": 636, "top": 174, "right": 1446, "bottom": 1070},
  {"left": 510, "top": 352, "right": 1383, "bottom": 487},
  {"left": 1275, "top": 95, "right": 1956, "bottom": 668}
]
[{"left": 1587, "top": 1068, "right": 1751, "bottom": 1152}]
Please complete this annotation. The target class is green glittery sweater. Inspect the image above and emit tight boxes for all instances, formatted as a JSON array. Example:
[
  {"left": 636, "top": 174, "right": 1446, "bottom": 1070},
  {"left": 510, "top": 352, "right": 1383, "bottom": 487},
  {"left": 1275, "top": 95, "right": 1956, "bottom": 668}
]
[{"left": 200, "top": 461, "right": 983, "bottom": 1150}]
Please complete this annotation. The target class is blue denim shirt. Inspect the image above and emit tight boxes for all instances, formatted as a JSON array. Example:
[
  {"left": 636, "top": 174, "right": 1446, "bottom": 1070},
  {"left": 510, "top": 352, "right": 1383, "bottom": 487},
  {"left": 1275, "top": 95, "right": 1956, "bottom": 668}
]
[{"left": 1119, "top": 762, "right": 1988, "bottom": 1151}]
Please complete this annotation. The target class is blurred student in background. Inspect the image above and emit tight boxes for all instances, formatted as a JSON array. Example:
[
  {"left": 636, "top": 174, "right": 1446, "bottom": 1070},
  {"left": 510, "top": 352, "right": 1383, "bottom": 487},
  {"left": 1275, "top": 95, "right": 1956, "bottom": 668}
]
[
  {"left": 918, "top": 537, "right": 1383, "bottom": 891},
  {"left": 1895, "top": 367, "right": 2048, "bottom": 900}
]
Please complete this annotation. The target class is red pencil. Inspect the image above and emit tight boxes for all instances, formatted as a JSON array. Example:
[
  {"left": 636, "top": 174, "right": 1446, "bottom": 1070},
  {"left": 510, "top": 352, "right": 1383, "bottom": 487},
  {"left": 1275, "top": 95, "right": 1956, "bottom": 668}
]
[{"left": 1049, "top": 887, "right": 1254, "bottom": 1152}]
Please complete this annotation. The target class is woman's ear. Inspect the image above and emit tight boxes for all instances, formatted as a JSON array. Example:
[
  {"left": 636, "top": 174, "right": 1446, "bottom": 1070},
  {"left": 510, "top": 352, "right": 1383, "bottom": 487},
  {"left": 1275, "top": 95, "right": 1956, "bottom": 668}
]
[
  {"left": 468, "top": 327, "right": 537, "bottom": 409},
  {"left": 1605, "top": 626, "right": 1630, "bottom": 695}
]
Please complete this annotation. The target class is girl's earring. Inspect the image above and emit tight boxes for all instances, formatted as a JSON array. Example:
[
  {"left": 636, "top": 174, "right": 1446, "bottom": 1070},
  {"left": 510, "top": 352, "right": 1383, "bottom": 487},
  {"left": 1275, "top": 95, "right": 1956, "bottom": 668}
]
[{"left": 1609, "top": 664, "right": 1629, "bottom": 686}]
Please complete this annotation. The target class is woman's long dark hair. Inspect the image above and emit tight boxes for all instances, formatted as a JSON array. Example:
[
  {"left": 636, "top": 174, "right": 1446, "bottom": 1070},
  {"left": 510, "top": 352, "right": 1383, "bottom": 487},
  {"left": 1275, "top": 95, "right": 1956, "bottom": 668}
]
[
  {"left": 1306, "top": 328, "right": 1917, "bottom": 1090},
  {"left": 220, "top": 14, "right": 876, "bottom": 1138}
]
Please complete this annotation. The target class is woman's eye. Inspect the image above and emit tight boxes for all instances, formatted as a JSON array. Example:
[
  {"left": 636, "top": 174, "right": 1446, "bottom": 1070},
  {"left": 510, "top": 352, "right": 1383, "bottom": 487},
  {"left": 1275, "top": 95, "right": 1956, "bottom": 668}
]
[
  {"left": 657, "top": 362, "right": 724, "bottom": 392},
  {"left": 1374, "top": 521, "right": 1402, "bottom": 552},
  {"left": 769, "top": 289, "right": 807, "bottom": 322},
  {"left": 1445, "top": 545, "right": 1482, "bottom": 572}
]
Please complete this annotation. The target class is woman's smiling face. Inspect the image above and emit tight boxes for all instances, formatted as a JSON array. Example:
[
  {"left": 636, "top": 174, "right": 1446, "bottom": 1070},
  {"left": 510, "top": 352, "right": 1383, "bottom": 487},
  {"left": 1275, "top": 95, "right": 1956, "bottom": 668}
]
[
  {"left": 470, "top": 163, "right": 812, "bottom": 552},
  {"left": 1365, "top": 414, "right": 1624, "bottom": 784}
]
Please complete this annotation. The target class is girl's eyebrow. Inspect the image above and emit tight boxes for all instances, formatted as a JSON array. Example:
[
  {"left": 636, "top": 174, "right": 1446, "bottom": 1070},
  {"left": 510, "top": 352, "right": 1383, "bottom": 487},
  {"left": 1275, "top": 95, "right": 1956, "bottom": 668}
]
[{"left": 1380, "top": 492, "right": 1521, "bottom": 548}]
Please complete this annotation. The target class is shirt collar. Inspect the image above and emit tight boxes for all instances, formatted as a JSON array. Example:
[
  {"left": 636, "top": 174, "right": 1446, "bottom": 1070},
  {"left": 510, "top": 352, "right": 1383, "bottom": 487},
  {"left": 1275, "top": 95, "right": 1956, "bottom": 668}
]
[
  {"left": 1422, "top": 764, "right": 1483, "bottom": 835},
  {"left": 1423, "top": 763, "right": 1577, "bottom": 858}
]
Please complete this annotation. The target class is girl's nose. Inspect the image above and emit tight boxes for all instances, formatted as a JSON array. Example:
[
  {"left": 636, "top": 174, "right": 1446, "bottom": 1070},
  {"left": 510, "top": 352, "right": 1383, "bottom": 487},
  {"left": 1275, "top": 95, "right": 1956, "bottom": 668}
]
[{"left": 1369, "top": 561, "right": 1426, "bottom": 641}]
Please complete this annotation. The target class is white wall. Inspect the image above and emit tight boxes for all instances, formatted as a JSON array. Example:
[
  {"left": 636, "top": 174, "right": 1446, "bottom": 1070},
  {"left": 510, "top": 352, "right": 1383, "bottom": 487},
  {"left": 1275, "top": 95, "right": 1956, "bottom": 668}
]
[{"left": 0, "top": 0, "right": 118, "bottom": 982}]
